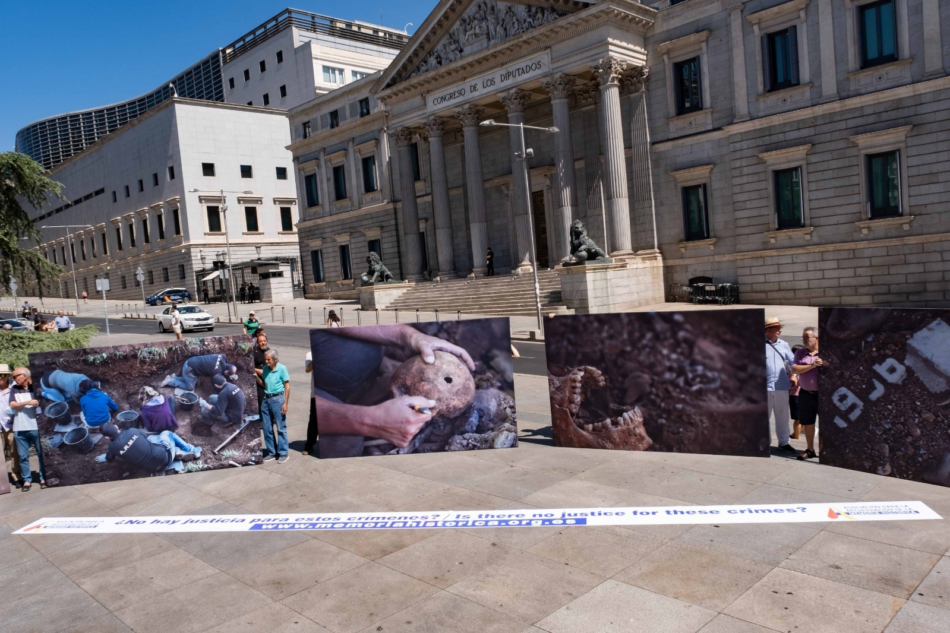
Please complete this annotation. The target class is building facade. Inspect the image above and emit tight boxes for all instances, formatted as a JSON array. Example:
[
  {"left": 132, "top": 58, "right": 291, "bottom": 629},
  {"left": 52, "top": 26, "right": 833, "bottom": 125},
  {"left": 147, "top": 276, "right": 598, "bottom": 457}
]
[
  {"left": 290, "top": 0, "right": 950, "bottom": 308},
  {"left": 22, "top": 99, "right": 301, "bottom": 303},
  {"left": 15, "top": 9, "right": 407, "bottom": 171}
]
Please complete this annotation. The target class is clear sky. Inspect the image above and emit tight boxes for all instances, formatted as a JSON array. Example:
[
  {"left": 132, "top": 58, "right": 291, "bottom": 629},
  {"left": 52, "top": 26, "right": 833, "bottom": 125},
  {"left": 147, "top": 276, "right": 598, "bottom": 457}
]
[{"left": 0, "top": 0, "right": 436, "bottom": 153}]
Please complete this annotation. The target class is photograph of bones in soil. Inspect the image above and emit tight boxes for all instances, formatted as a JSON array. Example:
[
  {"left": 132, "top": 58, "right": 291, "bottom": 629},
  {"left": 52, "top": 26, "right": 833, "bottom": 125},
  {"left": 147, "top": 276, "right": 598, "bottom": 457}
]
[
  {"left": 818, "top": 308, "right": 950, "bottom": 488},
  {"left": 544, "top": 310, "right": 769, "bottom": 457},
  {"left": 27, "top": 335, "right": 260, "bottom": 487},
  {"left": 311, "top": 318, "right": 516, "bottom": 458}
]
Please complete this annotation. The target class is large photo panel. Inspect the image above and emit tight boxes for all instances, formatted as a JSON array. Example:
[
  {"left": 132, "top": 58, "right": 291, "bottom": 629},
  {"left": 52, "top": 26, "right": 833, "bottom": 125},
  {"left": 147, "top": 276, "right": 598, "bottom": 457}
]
[
  {"left": 819, "top": 308, "right": 950, "bottom": 487},
  {"left": 28, "top": 335, "right": 260, "bottom": 487},
  {"left": 312, "top": 318, "right": 516, "bottom": 458},
  {"left": 545, "top": 310, "right": 769, "bottom": 457}
]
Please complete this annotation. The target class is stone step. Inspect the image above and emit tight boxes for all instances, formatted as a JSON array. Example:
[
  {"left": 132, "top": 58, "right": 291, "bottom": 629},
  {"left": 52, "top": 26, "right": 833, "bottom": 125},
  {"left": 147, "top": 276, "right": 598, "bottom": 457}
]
[{"left": 386, "top": 271, "right": 567, "bottom": 316}]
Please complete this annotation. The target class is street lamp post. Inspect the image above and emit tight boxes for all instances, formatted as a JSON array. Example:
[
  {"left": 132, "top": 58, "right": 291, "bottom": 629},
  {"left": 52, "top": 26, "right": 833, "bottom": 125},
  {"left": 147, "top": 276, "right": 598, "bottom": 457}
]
[
  {"left": 479, "top": 119, "right": 558, "bottom": 333},
  {"left": 136, "top": 266, "right": 146, "bottom": 313},
  {"left": 41, "top": 224, "right": 93, "bottom": 315}
]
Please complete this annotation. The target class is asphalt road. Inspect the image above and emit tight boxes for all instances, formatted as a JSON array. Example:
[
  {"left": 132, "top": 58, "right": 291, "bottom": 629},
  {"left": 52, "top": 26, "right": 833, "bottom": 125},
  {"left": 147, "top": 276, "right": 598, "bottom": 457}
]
[{"left": 68, "top": 316, "right": 549, "bottom": 377}]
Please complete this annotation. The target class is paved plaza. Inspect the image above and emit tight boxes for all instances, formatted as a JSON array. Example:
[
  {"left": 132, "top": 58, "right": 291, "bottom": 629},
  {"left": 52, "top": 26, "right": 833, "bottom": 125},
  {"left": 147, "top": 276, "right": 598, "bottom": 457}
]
[{"left": 2, "top": 358, "right": 949, "bottom": 632}]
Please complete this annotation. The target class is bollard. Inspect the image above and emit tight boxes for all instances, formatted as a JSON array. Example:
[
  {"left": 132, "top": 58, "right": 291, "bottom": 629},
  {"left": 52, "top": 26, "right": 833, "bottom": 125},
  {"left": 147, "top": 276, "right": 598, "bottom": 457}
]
[
  {"left": 294, "top": 307, "right": 297, "bottom": 324},
  {"left": 415, "top": 308, "right": 419, "bottom": 322},
  {"left": 271, "top": 306, "right": 275, "bottom": 322},
  {"left": 308, "top": 307, "right": 312, "bottom": 324},
  {"left": 281, "top": 306, "right": 285, "bottom": 323},
  {"left": 375, "top": 309, "right": 379, "bottom": 325},
  {"left": 357, "top": 309, "right": 361, "bottom": 326},
  {"left": 394, "top": 308, "right": 398, "bottom": 323},
  {"left": 435, "top": 309, "right": 439, "bottom": 322},
  {"left": 323, "top": 307, "right": 326, "bottom": 325},
  {"left": 457, "top": 310, "right": 461, "bottom": 321}
]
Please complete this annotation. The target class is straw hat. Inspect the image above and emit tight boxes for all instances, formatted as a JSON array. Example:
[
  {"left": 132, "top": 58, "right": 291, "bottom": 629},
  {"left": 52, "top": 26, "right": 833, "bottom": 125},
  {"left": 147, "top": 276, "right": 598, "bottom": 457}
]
[
  {"left": 0, "top": 364, "right": 10, "bottom": 374},
  {"left": 765, "top": 316, "right": 784, "bottom": 329}
]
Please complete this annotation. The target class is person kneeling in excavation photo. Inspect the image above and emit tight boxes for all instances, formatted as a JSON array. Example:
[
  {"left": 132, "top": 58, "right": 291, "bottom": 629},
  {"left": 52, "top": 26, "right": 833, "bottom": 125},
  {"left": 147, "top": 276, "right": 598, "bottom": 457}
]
[
  {"left": 98, "top": 422, "right": 201, "bottom": 475},
  {"left": 199, "top": 373, "right": 246, "bottom": 427},
  {"left": 79, "top": 379, "right": 118, "bottom": 428},
  {"left": 139, "top": 386, "right": 180, "bottom": 433}
]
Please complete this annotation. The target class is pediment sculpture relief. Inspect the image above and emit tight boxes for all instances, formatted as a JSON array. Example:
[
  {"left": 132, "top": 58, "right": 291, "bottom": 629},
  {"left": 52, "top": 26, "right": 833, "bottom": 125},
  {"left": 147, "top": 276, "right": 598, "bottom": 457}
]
[{"left": 408, "top": 1, "right": 565, "bottom": 79}]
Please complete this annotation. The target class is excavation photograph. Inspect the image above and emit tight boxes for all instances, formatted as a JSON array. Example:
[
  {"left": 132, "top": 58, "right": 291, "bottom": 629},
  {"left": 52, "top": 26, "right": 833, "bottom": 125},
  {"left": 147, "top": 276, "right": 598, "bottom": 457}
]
[{"left": 544, "top": 310, "right": 770, "bottom": 457}]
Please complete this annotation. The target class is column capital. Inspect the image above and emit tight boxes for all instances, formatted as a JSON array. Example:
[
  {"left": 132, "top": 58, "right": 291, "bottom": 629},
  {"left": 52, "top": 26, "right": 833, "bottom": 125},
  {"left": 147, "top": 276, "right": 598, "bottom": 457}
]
[
  {"left": 454, "top": 104, "right": 484, "bottom": 127},
  {"left": 591, "top": 56, "right": 628, "bottom": 87},
  {"left": 574, "top": 81, "right": 599, "bottom": 107},
  {"left": 541, "top": 74, "right": 576, "bottom": 100},
  {"left": 392, "top": 127, "right": 416, "bottom": 148},
  {"left": 498, "top": 88, "right": 531, "bottom": 114},
  {"left": 425, "top": 115, "right": 445, "bottom": 138},
  {"left": 621, "top": 66, "right": 649, "bottom": 93}
]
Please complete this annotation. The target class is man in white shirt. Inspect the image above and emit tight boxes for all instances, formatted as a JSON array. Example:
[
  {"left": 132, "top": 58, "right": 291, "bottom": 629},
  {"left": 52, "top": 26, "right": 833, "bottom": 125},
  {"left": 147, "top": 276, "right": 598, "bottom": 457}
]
[
  {"left": 10, "top": 367, "right": 47, "bottom": 490},
  {"left": 53, "top": 311, "right": 72, "bottom": 332},
  {"left": 0, "top": 365, "right": 21, "bottom": 487}
]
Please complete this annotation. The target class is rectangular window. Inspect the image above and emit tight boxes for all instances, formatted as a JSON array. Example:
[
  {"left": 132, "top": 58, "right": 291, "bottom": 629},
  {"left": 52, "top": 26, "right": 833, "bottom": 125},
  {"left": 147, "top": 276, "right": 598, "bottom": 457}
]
[
  {"left": 259, "top": 60, "right": 266, "bottom": 73},
  {"left": 124, "top": 185, "right": 130, "bottom": 198},
  {"left": 276, "top": 166, "right": 287, "bottom": 180},
  {"left": 765, "top": 27, "right": 799, "bottom": 92},
  {"left": 410, "top": 143, "right": 421, "bottom": 181},
  {"left": 61, "top": 246, "right": 66, "bottom": 263},
  {"left": 263, "top": 93, "right": 270, "bottom": 106},
  {"left": 774, "top": 167, "right": 804, "bottom": 229},
  {"left": 322, "top": 66, "right": 345, "bottom": 85},
  {"left": 228, "top": 77, "right": 235, "bottom": 89},
  {"left": 128, "top": 223, "right": 136, "bottom": 248},
  {"left": 682, "top": 184, "right": 710, "bottom": 241},
  {"left": 276, "top": 50, "right": 283, "bottom": 64},
  {"left": 162, "top": 267, "right": 169, "bottom": 282},
  {"left": 167, "top": 165, "right": 175, "bottom": 180},
  {"left": 91, "top": 236, "right": 97, "bottom": 258},
  {"left": 70, "top": 242, "right": 76, "bottom": 264},
  {"left": 245, "top": 206, "right": 259, "bottom": 232},
  {"left": 241, "top": 165, "right": 253, "bottom": 178},
  {"left": 280, "top": 84, "right": 287, "bottom": 98},
  {"left": 674, "top": 57, "right": 703, "bottom": 115},
  {"left": 178, "top": 263, "right": 185, "bottom": 279},
  {"left": 101, "top": 232, "right": 108, "bottom": 255},
  {"left": 305, "top": 173, "right": 319, "bottom": 207},
  {"left": 172, "top": 208, "right": 181, "bottom": 236},
  {"left": 302, "top": 121, "right": 311, "bottom": 139},
  {"left": 207, "top": 205, "right": 222, "bottom": 232},
  {"left": 867, "top": 150, "right": 901, "bottom": 218},
  {"left": 80, "top": 240, "right": 86, "bottom": 261},
  {"left": 329, "top": 110, "right": 339, "bottom": 129},
  {"left": 247, "top": 101, "right": 253, "bottom": 106},
  {"left": 367, "top": 239, "right": 381, "bottom": 258},
  {"left": 202, "top": 163, "right": 215, "bottom": 177},
  {"left": 333, "top": 165, "right": 347, "bottom": 200},
  {"left": 860, "top": 0, "right": 898, "bottom": 68},
  {"left": 157, "top": 213, "right": 165, "bottom": 240},
  {"left": 148, "top": 270, "right": 154, "bottom": 285},
  {"left": 311, "top": 249, "right": 325, "bottom": 283},
  {"left": 111, "top": 191, "right": 117, "bottom": 203},
  {"left": 359, "top": 97, "right": 371, "bottom": 117},
  {"left": 243, "top": 69, "right": 250, "bottom": 81},
  {"left": 362, "top": 155, "right": 378, "bottom": 193},
  {"left": 352, "top": 70, "right": 369, "bottom": 81},
  {"left": 121, "top": 275, "right": 127, "bottom": 290},
  {"left": 339, "top": 244, "right": 352, "bottom": 280},
  {"left": 138, "top": 179, "right": 144, "bottom": 192},
  {"left": 280, "top": 206, "right": 293, "bottom": 232},
  {"left": 52, "top": 248, "right": 57, "bottom": 263},
  {"left": 152, "top": 173, "right": 159, "bottom": 186},
  {"left": 141, "top": 218, "right": 150, "bottom": 244}
]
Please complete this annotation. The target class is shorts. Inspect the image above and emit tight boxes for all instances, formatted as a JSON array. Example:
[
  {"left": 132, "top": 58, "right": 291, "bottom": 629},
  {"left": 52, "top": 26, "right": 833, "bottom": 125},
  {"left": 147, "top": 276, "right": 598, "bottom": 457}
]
[
  {"left": 799, "top": 390, "right": 818, "bottom": 426},
  {"left": 788, "top": 394, "right": 800, "bottom": 421},
  {"left": 172, "top": 324, "right": 182, "bottom": 334}
]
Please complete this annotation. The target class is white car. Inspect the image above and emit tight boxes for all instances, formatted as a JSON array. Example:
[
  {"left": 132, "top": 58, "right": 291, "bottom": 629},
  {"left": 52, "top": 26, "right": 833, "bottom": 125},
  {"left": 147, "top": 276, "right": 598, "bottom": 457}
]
[{"left": 158, "top": 305, "right": 215, "bottom": 333}]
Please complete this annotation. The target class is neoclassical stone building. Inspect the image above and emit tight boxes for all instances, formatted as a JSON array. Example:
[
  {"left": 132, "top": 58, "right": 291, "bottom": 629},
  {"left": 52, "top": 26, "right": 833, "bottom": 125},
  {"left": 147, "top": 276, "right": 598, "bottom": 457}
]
[{"left": 290, "top": 0, "right": 950, "bottom": 309}]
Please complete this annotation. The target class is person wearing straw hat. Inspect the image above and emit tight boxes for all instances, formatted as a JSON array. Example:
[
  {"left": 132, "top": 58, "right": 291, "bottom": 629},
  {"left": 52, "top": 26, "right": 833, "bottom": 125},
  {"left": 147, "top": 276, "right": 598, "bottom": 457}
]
[
  {"left": 765, "top": 316, "right": 796, "bottom": 454},
  {"left": 0, "top": 364, "right": 23, "bottom": 488}
]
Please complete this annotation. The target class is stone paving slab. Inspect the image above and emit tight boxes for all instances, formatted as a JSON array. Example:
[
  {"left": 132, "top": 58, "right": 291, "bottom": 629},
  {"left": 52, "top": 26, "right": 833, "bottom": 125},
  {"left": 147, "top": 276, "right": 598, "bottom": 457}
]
[{"left": 2, "top": 369, "right": 949, "bottom": 632}]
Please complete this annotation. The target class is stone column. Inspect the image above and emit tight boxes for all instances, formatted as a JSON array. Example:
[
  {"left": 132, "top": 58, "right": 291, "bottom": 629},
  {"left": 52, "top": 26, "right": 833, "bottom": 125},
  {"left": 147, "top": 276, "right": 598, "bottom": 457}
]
[
  {"left": 541, "top": 74, "right": 578, "bottom": 264},
  {"left": 592, "top": 56, "right": 633, "bottom": 256},
  {"left": 347, "top": 139, "right": 361, "bottom": 209},
  {"left": 624, "top": 66, "right": 658, "bottom": 253},
  {"left": 317, "top": 150, "right": 329, "bottom": 212},
  {"left": 393, "top": 128, "right": 424, "bottom": 279},
  {"left": 426, "top": 115, "right": 456, "bottom": 277},
  {"left": 817, "top": 0, "right": 838, "bottom": 101},
  {"left": 922, "top": 0, "right": 944, "bottom": 78},
  {"left": 729, "top": 6, "right": 750, "bottom": 121},
  {"left": 499, "top": 88, "right": 534, "bottom": 272},
  {"left": 455, "top": 104, "right": 489, "bottom": 275}
]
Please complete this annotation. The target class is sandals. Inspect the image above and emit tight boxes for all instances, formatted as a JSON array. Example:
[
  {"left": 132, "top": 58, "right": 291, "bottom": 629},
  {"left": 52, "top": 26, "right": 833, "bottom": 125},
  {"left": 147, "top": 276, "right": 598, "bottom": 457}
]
[
  {"left": 21, "top": 483, "right": 31, "bottom": 492},
  {"left": 40, "top": 481, "right": 48, "bottom": 489},
  {"left": 797, "top": 449, "right": 818, "bottom": 461}
]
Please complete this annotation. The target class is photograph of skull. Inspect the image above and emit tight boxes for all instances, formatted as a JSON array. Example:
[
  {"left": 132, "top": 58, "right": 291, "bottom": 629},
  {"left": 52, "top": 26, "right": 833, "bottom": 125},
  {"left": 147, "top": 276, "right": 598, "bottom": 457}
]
[
  {"left": 544, "top": 310, "right": 770, "bottom": 457},
  {"left": 310, "top": 318, "right": 516, "bottom": 458}
]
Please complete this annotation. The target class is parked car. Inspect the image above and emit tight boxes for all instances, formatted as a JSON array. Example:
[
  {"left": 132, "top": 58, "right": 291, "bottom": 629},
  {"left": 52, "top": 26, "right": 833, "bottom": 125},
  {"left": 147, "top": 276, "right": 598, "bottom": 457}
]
[
  {"left": 146, "top": 287, "right": 191, "bottom": 306},
  {"left": 158, "top": 305, "right": 215, "bottom": 333},
  {"left": 0, "top": 319, "right": 30, "bottom": 331}
]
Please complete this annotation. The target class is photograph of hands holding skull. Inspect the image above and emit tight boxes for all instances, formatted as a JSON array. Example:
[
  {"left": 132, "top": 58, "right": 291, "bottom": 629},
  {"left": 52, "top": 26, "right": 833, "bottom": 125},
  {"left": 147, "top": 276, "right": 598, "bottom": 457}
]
[{"left": 310, "top": 318, "right": 516, "bottom": 458}]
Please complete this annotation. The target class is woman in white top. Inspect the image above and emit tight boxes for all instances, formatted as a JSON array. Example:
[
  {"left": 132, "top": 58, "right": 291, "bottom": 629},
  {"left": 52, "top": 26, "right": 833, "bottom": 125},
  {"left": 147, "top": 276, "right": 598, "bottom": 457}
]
[{"left": 326, "top": 310, "right": 342, "bottom": 328}]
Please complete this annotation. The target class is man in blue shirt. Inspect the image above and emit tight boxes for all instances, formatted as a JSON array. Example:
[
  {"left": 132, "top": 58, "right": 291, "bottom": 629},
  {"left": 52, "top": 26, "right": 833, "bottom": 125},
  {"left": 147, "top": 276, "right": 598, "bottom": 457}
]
[
  {"left": 259, "top": 349, "right": 291, "bottom": 463},
  {"left": 765, "top": 316, "right": 796, "bottom": 454},
  {"left": 161, "top": 354, "right": 238, "bottom": 392},
  {"left": 53, "top": 311, "right": 72, "bottom": 332}
]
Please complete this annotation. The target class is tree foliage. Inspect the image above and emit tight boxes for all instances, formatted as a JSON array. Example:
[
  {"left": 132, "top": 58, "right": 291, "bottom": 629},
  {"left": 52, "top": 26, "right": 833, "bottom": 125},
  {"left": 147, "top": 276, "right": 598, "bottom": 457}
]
[
  {"left": 0, "top": 152, "right": 65, "bottom": 294},
  {"left": 0, "top": 325, "right": 99, "bottom": 368}
]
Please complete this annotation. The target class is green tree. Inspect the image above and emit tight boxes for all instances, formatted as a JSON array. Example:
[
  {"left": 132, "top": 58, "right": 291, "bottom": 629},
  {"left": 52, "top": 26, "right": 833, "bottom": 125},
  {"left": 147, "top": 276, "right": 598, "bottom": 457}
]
[{"left": 0, "top": 152, "right": 65, "bottom": 295}]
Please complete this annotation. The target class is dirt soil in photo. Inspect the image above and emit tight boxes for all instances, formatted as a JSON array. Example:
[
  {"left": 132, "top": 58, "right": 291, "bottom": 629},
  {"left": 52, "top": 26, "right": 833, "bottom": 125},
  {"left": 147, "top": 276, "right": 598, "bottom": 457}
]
[
  {"left": 819, "top": 308, "right": 950, "bottom": 487},
  {"left": 28, "top": 335, "right": 259, "bottom": 487},
  {"left": 544, "top": 310, "right": 769, "bottom": 457}
]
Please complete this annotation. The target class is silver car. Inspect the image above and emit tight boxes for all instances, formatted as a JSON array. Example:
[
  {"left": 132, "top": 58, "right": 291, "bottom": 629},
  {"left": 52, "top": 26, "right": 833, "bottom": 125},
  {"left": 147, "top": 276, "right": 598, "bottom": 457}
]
[{"left": 158, "top": 305, "right": 215, "bottom": 333}]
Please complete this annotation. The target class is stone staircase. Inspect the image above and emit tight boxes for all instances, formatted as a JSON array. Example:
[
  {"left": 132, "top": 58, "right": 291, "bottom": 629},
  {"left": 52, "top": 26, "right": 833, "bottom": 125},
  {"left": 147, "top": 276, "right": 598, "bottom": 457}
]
[{"left": 387, "top": 269, "right": 570, "bottom": 317}]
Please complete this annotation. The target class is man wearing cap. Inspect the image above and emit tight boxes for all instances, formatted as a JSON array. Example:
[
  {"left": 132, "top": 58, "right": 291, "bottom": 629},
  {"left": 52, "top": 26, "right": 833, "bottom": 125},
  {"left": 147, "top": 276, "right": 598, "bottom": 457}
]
[
  {"left": 200, "top": 374, "right": 246, "bottom": 426},
  {"left": 243, "top": 311, "right": 261, "bottom": 338},
  {"left": 78, "top": 379, "right": 118, "bottom": 428},
  {"left": 161, "top": 354, "right": 238, "bottom": 392},
  {"left": 99, "top": 422, "right": 201, "bottom": 474},
  {"left": 0, "top": 365, "right": 22, "bottom": 487},
  {"left": 765, "top": 316, "right": 797, "bottom": 454}
]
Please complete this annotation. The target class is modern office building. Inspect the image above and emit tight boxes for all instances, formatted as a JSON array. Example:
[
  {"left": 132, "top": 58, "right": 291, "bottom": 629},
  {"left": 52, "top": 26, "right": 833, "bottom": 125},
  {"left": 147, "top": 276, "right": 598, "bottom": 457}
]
[
  {"left": 15, "top": 9, "right": 408, "bottom": 171},
  {"left": 22, "top": 98, "right": 302, "bottom": 304},
  {"left": 289, "top": 0, "right": 950, "bottom": 310}
]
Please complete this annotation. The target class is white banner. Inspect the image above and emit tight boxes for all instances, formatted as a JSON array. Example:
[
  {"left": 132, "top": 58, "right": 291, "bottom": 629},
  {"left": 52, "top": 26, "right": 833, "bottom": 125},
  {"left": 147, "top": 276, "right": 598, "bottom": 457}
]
[
  {"left": 426, "top": 51, "right": 551, "bottom": 113},
  {"left": 14, "top": 501, "right": 940, "bottom": 535}
]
